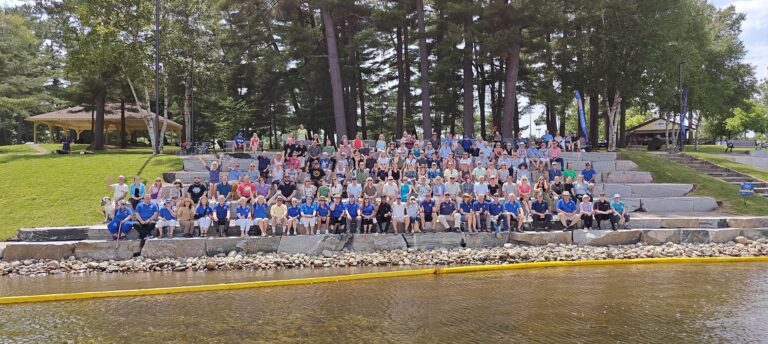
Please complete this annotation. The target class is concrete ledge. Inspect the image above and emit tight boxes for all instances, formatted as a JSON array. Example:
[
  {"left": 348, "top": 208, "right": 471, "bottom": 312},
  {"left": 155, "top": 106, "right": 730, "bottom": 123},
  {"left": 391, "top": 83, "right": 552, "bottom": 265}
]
[
  {"left": 641, "top": 197, "right": 718, "bottom": 213},
  {"left": 680, "top": 229, "right": 710, "bottom": 244},
  {"left": 3, "top": 242, "right": 77, "bottom": 260},
  {"left": 141, "top": 238, "right": 206, "bottom": 258},
  {"left": 707, "top": 229, "right": 743, "bottom": 243},
  {"left": 205, "top": 238, "right": 248, "bottom": 256},
  {"left": 277, "top": 234, "right": 349, "bottom": 255},
  {"left": 728, "top": 218, "right": 768, "bottom": 229},
  {"left": 464, "top": 232, "right": 510, "bottom": 248},
  {"left": 573, "top": 230, "right": 642, "bottom": 246},
  {"left": 402, "top": 232, "right": 465, "bottom": 250},
  {"left": 603, "top": 171, "right": 653, "bottom": 183},
  {"left": 739, "top": 228, "right": 768, "bottom": 240},
  {"left": 561, "top": 152, "right": 617, "bottom": 161},
  {"left": 641, "top": 229, "right": 681, "bottom": 245},
  {"left": 17, "top": 227, "right": 90, "bottom": 242},
  {"left": 509, "top": 231, "right": 572, "bottom": 246},
  {"left": 599, "top": 183, "right": 693, "bottom": 198},
  {"left": 75, "top": 240, "right": 141, "bottom": 260},
  {"left": 0, "top": 243, "right": 6, "bottom": 260},
  {"left": 348, "top": 234, "right": 408, "bottom": 252},
  {"left": 245, "top": 237, "right": 281, "bottom": 254}
]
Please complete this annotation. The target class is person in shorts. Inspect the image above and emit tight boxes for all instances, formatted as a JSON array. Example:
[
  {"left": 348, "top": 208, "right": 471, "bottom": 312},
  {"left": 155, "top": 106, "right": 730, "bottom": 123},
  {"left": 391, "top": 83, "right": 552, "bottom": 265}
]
[
  {"left": 234, "top": 197, "right": 252, "bottom": 237},
  {"left": 360, "top": 197, "right": 376, "bottom": 233},
  {"left": 419, "top": 193, "right": 436, "bottom": 231},
  {"left": 270, "top": 197, "right": 288, "bottom": 235},
  {"left": 300, "top": 197, "right": 318, "bottom": 234},
  {"left": 391, "top": 196, "right": 406, "bottom": 233},
  {"left": 316, "top": 196, "right": 331, "bottom": 234},
  {"left": 252, "top": 195, "right": 270, "bottom": 236},
  {"left": 286, "top": 198, "right": 302, "bottom": 236},
  {"left": 156, "top": 198, "right": 178, "bottom": 239},
  {"left": 212, "top": 195, "right": 230, "bottom": 237}
]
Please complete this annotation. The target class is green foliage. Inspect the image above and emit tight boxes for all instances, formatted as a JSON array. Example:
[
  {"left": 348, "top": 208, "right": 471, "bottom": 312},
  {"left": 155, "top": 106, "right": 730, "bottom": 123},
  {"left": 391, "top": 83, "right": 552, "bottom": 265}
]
[{"left": 725, "top": 100, "right": 767, "bottom": 136}]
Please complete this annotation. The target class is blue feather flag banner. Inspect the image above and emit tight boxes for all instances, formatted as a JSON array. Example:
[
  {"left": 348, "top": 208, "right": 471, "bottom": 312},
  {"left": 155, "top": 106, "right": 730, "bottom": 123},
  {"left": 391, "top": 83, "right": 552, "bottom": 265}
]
[{"left": 576, "top": 90, "right": 588, "bottom": 142}]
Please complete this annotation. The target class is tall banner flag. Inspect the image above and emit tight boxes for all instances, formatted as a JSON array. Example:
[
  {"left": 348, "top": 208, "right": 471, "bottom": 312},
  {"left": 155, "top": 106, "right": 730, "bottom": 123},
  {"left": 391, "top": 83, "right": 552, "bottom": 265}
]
[
  {"left": 680, "top": 88, "right": 688, "bottom": 143},
  {"left": 576, "top": 90, "right": 588, "bottom": 142}
]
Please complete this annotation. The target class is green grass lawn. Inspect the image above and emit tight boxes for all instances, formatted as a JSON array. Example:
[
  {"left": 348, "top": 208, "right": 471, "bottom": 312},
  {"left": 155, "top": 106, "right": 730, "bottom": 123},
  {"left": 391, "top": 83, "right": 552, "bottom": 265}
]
[
  {"left": 619, "top": 151, "right": 768, "bottom": 215},
  {"left": 686, "top": 152, "right": 768, "bottom": 182},
  {"left": 684, "top": 144, "right": 753, "bottom": 154},
  {"left": 0, "top": 145, "right": 181, "bottom": 240}
]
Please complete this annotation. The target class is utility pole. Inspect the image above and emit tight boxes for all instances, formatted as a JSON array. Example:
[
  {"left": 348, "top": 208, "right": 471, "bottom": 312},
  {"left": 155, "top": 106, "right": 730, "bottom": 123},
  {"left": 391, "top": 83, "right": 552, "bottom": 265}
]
[{"left": 153, "top": 0, "right": 161, "bottom": 154}]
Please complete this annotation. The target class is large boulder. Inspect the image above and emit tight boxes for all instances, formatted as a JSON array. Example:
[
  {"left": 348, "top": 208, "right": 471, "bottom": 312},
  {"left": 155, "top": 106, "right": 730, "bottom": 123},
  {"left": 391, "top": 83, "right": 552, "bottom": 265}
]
[
  {"left": 205, "top": 237, "right": 248, "bottom": 256},
  {"left": 630, "top": 217, "right": 662, "bottom": 229},
  {"left": 245, "top": 237, "right": 281, "bottom": 254},
  {"left": 348, "top": 234, "right": 408, "bottom": 252},
  {"left": 573, "top": 230, "right": 642, "bottom": 246},
  {"left": 87, "top": 225, "right": 140, "bottom": 240},
  {"left": 739, "top": 229, "right": 768, "bottom": 240},
  {"left": 401, "top": 232, "right": 465, "bottom": 250},
  {"left": 641, "top": 197, "right": 718, "bottom": 213},
  {"left": 603, "top": 171, "right": 653, "bottom": 183},
  {"left": 659, "top": 218, "right": 700, "bottom": 228},
  {"left": 680, "top": 229, "right": 710, "bottom": 244},
  {"left": 75, "top": 240, "right": 142, "bottom": 260},
  {"left": 141, "top": 238, "right": 207, "bottom": 258},
  {"left": 727, "top": 217, "right": 768, "bottom": 229},
  {"left": 277, "top": 234, "right": 350, "bottom": 255},
  {"left": 509, "top": 231, "right": 572, "bottom": 246},
  {"left": 464, "top": 232, "right": 510, "bottom": 248},
  {"left": 17, "top": 227, "right": 89, "bottom": 242},
  {"left": 641, "top": 229, "right": 681, "bottom": 245},
  {"left": 2, "top": 242, "right": 77, "bottom": 260}
]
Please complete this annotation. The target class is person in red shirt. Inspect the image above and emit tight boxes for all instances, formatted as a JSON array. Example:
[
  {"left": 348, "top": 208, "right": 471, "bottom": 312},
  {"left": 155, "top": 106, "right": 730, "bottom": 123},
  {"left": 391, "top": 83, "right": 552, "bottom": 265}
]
[
  {"left": 237, "top": 176, "right": 256, "bottom": 201},
  {"left": 352, "top": 134, "right": 363, "bottom": 150}
]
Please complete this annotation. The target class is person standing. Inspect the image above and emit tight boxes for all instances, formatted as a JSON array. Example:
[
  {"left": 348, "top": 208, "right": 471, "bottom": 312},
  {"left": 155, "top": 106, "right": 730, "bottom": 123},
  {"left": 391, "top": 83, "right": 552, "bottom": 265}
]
[
  {"left": 296, "top": 123, "right": 308, "bottom": 141},
  {"left": 108, "top": 200, "right": 133, "bottom": 240},
  {"left": 107, "top": 175, "right": 130, "bottom": 209}
]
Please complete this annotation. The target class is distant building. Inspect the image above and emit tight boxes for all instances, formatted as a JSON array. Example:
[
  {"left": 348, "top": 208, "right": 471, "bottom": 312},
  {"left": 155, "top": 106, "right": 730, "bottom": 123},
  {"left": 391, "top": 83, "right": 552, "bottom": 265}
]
[{"left": 626, "top": 118, "right": 695, "bottom": 146}]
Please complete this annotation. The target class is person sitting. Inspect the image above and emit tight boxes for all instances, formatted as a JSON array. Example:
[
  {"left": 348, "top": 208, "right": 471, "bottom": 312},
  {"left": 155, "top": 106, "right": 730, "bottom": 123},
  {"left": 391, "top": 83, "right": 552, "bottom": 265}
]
[
  {"left": 316, "top": 196, "right": 332, "bottom": 234},
  {"left": 195, "top": 197, "right": 213, "bottom": 237},
  {"left": 234, "top": 197, "right": 252, "bottom": 237},
  {"left": 581, "top": 161, "right": 597, "bottom": 183},
  {"left": 187, "top": 176, "right": 208, "bottom": 204},
  {"left": 611, "top": 194, "right": 631, "bottom": 229},
  {"left": 233, "top": 132, "right": 246, "bottom": 153},
  {"left": 176, "top": 197, "right": 196, "bottom": 238},
  {"left": 504, "top": 194, "right": 524, "bottom": 232},
  {"left": 593, "top": 192, "right": 613, "bottom": 230},
  {"left": 286, "top": 198, "right": 302, "bottom": 236},
  {"left": 437, "top": 193, "right": 461, "bottom": 232},
  {"left": 530, "top": 193, "right": 552, "bottom": 231},
  {"left": 300, "top": 197, "right": 318, "bottom": 234},
  {"left": 487, "top": 195, "right": 505, "bottom": 233},
  {"left": 156, "top": 198, "right": 178, "bottom": 239},
  {"left": 329, "top": 194, "right": 346, "bottom": 234},
  {"left": 472, "top": 194, "right": 490, "bottom": 231},
  {"left": 578, "top": 195, "right": 594, "bottom": 230},
  {"left": 252, "top": 195, "right": 270, "bottom": 236},
  {"left": 212, "top": 195, "right": 230, "bottom": 237},
  {"left": 391, "top": 196, "right": 406, "bottom": 233},
  {"left": 360, "top": 197, "right": 376, "bottom": 233},
  {"left": 270, "top": 197, "right": 289, "bottom": 236},
  {"left": 557, "top": 191, "right": 579, "bottom": 231},
  {"left": 459, "top": 193, "right": 475, "bottom": 233},
  {"left": 375, "top": 196, "right": 392, "bottom": 234},
  {"left": 128, "top": 176, "right": 146, "bottom": 210},
  {"left": 419, "top": 193, "right": 437, "bottom": 231},
  {"left": 108, "top": 200, "right": 133, "bottom": 240}
]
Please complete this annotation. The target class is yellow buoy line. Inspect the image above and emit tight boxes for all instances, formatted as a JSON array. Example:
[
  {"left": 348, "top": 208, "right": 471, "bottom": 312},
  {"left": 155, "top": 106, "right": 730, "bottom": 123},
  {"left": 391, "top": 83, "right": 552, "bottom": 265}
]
[{"left": 2, "top": 256, "right": 768, "bottom": 305}]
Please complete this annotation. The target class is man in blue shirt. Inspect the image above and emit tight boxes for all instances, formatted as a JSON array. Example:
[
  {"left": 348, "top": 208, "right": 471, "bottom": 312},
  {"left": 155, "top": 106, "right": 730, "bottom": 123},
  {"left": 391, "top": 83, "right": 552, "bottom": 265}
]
[
  {"left": 581, "top": 162, "right": 597, "bottom": 183},
  {"left": 134, "top": 194, "right": 158, "bottom": 239},
  {"left": 108, "top": 200, "right": 133, "bottom": 240},
  {"left": 460, "top": 137, "right": 473, "bottom": 152},
  {"left": 419, "top": 194, "right": 436, "bottom": 231},
  {"left": 547, "top": 162, "right": 563, "bottom": 182},
  {"left": 329, "top": 194, "right": 346, "bottom": 233},
  {"left": 212, "top": 195, "right": 230, "bottom": 237},
  {"left": 530, "top": 193, "right": 551, "bottom": 231},
  {"left": 542, "top": 130, "right": 553, "bottom": 143},
  {"left": 487, "top": 195, "right": 505, "bottom": 233},
  {"left": 316, "top": 196, "right": 332, "bottom": 234},
  {"left": 556, "top": 191, "right": 579, "bottom": 231},
  {"left": 437, "top": 193, "right": 461, "bottom": 232},
  {"left": 472, "top": 194, "right": 490, "bottom": 231},
  {"left": 459, "top": 193, "right": 476, "bottom": 233},
  {"left": 286, "top": 198, "right": 302, "bottom": 236},
  {"left": 227, "top": 161, "right": 243, "bottom": 183},
  {"left": 344, "top": 196, "right": 361, "bottom": 234},
  {"left": 504, "top": 194, "right": 524, "bottom": 232},
  {"left": 233, "top": 132, "right": 246, "bottom": 153},
  {"left": 300, "top": 197, "right": 318, "bottom": 234}
]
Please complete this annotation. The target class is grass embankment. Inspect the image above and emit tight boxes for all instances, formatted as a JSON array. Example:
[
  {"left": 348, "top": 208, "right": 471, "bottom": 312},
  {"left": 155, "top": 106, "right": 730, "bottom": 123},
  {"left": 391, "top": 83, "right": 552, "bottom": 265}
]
[
  {"left": 683, "top": 144, "right": 753, "bottom": 154},
  {"left": 619, "top": 151, "right": 768, "bottom": 215},
  {"left": 686, "top": 152, "right": 768, "bottom": 183},
  {"left": 0, "top": 144, "right": 181, "bottom": 240}
]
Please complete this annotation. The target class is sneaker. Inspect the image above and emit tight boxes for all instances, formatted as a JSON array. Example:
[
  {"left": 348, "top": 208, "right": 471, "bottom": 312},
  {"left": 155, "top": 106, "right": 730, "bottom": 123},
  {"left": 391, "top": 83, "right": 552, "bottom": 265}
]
[{"left": 624, "top": 224, "right": 631, "bottom": 229}]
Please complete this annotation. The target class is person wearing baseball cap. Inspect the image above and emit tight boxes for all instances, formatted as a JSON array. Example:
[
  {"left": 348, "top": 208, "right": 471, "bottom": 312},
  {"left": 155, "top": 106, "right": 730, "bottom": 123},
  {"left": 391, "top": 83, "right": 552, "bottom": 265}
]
[
  {"left": 107, "top": 199, "right": 133, "bottom": 240},
  {"left": 316, "top": 196, "right": 331, "bottom": 234},
  {"left": 611, "top": 194, "right": 631, "bottom": 229},
  {"left": 556, "top": 191, "right": 579, "bottom": 231}
]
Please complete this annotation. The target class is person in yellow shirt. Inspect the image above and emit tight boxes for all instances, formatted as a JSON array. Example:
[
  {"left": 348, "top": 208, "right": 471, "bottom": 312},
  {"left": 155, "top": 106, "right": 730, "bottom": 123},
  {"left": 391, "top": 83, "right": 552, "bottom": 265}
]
[
  {"left": 296, "top": 123, "right": 308, "bottom": 141},
  {"left": 270, "top": 197, "right": 289, "bottom": 236}
]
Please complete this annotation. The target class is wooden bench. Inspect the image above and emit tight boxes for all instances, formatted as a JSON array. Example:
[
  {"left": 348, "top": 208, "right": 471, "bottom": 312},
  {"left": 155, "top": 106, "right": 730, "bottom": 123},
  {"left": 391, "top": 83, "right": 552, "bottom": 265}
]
[{"left": 725, "top": 140, "right": 758, "bottom": 152}]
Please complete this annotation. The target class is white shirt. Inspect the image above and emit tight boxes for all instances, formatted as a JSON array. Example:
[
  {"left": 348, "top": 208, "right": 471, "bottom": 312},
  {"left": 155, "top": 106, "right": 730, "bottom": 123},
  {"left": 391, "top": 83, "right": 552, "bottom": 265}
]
[
  {"left": 111, "top": 183, "right": 129, "bottom": 200},
  {"left": 347, "top": 183, "right": 362, "bottom": 198},
  {"left": 392, "top": 203, "right": 406, "bottom": 218}
]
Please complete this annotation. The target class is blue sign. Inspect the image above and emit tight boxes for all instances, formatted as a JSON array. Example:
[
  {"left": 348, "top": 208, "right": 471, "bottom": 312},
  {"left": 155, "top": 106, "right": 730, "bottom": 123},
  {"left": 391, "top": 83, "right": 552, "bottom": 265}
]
[
  {"left": 576, "top": 90, "right": 588, "bottom": 142},
  {"left": 740, "top": 182, "right": 754, "bottom": 197}
]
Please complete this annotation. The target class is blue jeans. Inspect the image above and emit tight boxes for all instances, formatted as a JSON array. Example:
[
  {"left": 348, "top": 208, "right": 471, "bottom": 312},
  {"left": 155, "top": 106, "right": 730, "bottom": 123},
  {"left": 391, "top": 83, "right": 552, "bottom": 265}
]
[{"left": 489, "top": 215, "right": 507, "bottom": 233}]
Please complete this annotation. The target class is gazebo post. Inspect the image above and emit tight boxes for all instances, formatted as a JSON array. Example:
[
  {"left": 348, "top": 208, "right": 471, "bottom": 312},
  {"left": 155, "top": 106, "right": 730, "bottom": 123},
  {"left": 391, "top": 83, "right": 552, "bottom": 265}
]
[
  {"left": 45, "top": 122, "right": 54, "bottom": 143},
  {"left": 33, "top": 122, "right": 38, "bottom": 143}
]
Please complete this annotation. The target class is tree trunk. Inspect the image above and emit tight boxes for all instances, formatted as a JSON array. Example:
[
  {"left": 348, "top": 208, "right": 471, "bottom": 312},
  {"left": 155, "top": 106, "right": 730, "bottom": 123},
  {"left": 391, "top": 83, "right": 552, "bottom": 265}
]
[
  {"left": 605, "top": 91, "right": 622, "bottom": 152},
  {"left": 403, "top": 21, "right": 413, "bottom": 133},
  {"left": 159, "top": 78, "right": 169, "bottom": 153},
  {"left": 588, "top": 94, "right": 599, "bottom": 148},
  {"left": 183, "top": 72, "right": 192, "bottom": 143},
  {"left": 416, "top": 0, "right": 431, "bottom": 137},
  {"left": 92, "top": 83, "right": 106, "bottom": 151},
  {"left": 495, "top": 59, "right": 504, "bottom": 130},
  {"left": 120, "top": 99, "right": 127, "bottom": 148},
  {"left": 462, "top": 20, "right": 474, "bottom": 138},
  {"left": 489, "top": 62, "right": 497, "bottom": 133},
  {"left": 558, "top": 106, "right": 566, "bottom": 135},
  {"left": 664, "top": 112, "right": 670, "bottom": 148},
  {"left": 395, "top": 25, "right": 405, "bottom": 138},
  {"left": 358, "top": 69, "right": 367, "bottom": 139},
  {"left": 321, "top": 7, "right": 347, "bottom": 142},
  {"left": 513, "top": 95, "right": 519, "bottom": 137},
  {"left": 501, "top": 40, "right": 521, "bottom": 140},
  {"left": 619, "top": 98, "right": 627, "bottom": 148},
  {"left": 478, "top": 71, "right": 486, "bottom": 140}
]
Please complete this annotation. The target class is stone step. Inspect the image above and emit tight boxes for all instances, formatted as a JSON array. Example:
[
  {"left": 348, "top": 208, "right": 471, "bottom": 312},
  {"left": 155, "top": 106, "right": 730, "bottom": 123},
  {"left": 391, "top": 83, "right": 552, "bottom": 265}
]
[
  {"left": 637, "top": 196, "right": 718, "bottom": 213},
  {"left": 5, "top": 228, "right": 768, "bottom": 260},
  {"left": 602, "top": 171, "right": 653, "bottom": 183},
  {"left": 597, "top": 183, "right": 693, "bottom": 198},
  {"left": 559, "top": 152, "right": 617, "bottom": 162}
]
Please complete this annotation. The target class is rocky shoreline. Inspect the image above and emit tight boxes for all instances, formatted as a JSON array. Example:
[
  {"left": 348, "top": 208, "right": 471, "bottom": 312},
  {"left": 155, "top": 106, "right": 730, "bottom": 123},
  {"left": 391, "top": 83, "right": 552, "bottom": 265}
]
[{"left": 1, "top": 236, "right": 766, "bottom": 277}]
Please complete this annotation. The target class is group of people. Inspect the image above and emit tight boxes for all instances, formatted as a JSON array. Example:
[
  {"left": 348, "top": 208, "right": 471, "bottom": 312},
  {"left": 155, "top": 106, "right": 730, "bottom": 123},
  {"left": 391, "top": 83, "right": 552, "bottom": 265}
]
[{"left": 105, "top": 128, "right": 630, "bottom": 240}]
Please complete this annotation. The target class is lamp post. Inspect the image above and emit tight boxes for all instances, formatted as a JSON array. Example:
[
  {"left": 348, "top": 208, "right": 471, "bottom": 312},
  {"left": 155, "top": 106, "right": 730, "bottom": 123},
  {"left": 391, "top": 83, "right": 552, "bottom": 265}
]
[
  {"left": 153, "top": 0, "right": 161, "bottom": 154},
  {"left": 678, "top": 61, "right": 686, "bottom": 152}
]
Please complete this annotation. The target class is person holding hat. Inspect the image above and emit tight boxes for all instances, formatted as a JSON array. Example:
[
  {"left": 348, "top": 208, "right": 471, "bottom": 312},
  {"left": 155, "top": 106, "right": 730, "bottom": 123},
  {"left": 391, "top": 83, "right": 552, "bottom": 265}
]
[
  {"left": 530, "top": 192, "right": 551, "bottom": 231},
  {"left": 234, "top": 197, "right": 252, "bottom": 237},
  {"left": 176, "top": 197, "right": 196, "bottom": 238},
  {"left": 344, "top": 195, "right": 362, "bottom": 234},
  {"left": 329, "top": 194, "right": 346, "bottom": 233},
  {"left": 459, "top": 193, "right": 475, "bottom": 233},
  {"left": 108, "top": 200, "right": 133, "bottom": 240},
  {"left": 611, "top": 194, "right": 631, "bottom": 229},
  {"left": 285, "top": 198, "right": 302, "bottom": 235},
  {"left": 579, "top": 194, "right": 595, "bottom": 230},
  {"left": 556, "top": 191, "right": 579, "bottom": 231},
  {"left": 437, "top": 193, "right": 461, "bottom": 232},
  {"left": 156, "top": 198, "right": 178, "bottom": 239},
  {"left": 504, "top": 193, "right": 525, "bottom": 232},
  {"left": 375, "top": 196, "right": 392, "bottom": 234},
  {"left": 315, "top": 196, "right": 331, "bottom": 234}
]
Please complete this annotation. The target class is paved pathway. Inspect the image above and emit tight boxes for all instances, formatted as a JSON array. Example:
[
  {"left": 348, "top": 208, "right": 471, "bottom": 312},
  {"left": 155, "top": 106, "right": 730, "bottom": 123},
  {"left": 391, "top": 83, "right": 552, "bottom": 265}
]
[{"left": 29, "top": 144, "right": 48, "bottom": 155}]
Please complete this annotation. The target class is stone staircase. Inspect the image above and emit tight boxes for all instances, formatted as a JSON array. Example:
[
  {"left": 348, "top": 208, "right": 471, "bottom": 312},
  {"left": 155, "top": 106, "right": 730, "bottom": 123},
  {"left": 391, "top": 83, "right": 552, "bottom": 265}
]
[{"left": 666, "top": 153, "right": 768, "bottom": 198}]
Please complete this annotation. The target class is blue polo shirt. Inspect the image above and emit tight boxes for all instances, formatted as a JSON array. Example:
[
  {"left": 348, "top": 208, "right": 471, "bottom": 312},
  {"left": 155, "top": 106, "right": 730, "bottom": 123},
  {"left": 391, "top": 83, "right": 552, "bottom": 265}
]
[
  {"left": 214, "top": 202, "right": 229, "bottom": 219},
  {"left": 135, "top": 202, "right": 158, "bottom": 220},
  {"left": 345, "top": 202, "right": 360, "bottom": 217},
  {"left": 252, "top": 202, "right": 269, "bottom": 218},
  {"left": 421, "top": 199, "right": 435, "bottom": 214},
  {"left": 217, "top": 182, "right": 232, "bottom": 197},
  {"left": 531, "top": 200, "right": 549, "bottom": 214},
  {"left": 234, "top": 134, "right": 245, "bottom": 144},
  {"left": 582, "top": 168, "right": 597, "bottom": 182},
  {"left": 460, "top": 139, "right": 473, "bottom": 151},
  {"left": 113, "top": 207, "right": 133, "bottom": 223},
  {"left": 236, "top": 205, "right": 250, "bottom": 219},
  {"left": 362, "top": 204, "right": 375, "bottom": 216},
  {"left": 459, "top": 201, "right": 473, "bottom": 213},
  {"left": 439, "top": 201, "right": 456, "bottom": 215},
  {"left": 557, "top": 199, "right": 577, "bottom": 213},
  {"left": 489, "top": 201, "right": 504, "bottom": 216},
  {"left": 288, "top": 205, "right": 301, "bottom": 218},
  {"left": 330, "top": 201, "right": 346, "bottom": 217},
  {"left": 543, "top": 133, "right": 553, "bottom": 142},
  {"left": 227, "top": 168, "right": 243, "bottom": 182},
  {"left": 611, "top": 201, "right": 626, "bottom": 214},
  {"left": 195, "top": 204, "right": 213, "bottom": 217},
  {"left": 472, "top": 200, "right": 489, "bottom": 214},
  {"left": 504, "top": 200, "right": 522, "bottom": 214},
  {"left": 159, "top": 206, "right": 175, "bottom": 220},
  {"left": 317, "top": 203, "right": 330, "bottom": 216},
  {"left": 300, "top": 203, "right": 317, "bottom": 216}
]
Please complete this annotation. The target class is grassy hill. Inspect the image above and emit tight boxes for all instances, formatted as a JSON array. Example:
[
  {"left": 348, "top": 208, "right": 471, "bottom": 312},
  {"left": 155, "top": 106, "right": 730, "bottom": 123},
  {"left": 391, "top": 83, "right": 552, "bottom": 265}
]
[{"left": 0, "top": 144, "right": 181, "bottom": 240}]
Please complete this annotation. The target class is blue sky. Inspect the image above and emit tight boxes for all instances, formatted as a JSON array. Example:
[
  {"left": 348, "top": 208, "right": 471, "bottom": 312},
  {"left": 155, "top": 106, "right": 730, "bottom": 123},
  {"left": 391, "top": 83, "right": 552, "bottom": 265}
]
[{"left": 710, "top": 0, "right": 768, "bottom": 81}]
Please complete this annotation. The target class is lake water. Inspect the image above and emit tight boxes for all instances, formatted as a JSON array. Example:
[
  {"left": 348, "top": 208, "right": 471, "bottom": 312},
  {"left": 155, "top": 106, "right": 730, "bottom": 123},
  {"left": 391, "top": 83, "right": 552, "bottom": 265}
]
[{"left": 2, "top": 263, "right": 768, "bottom": 343}]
